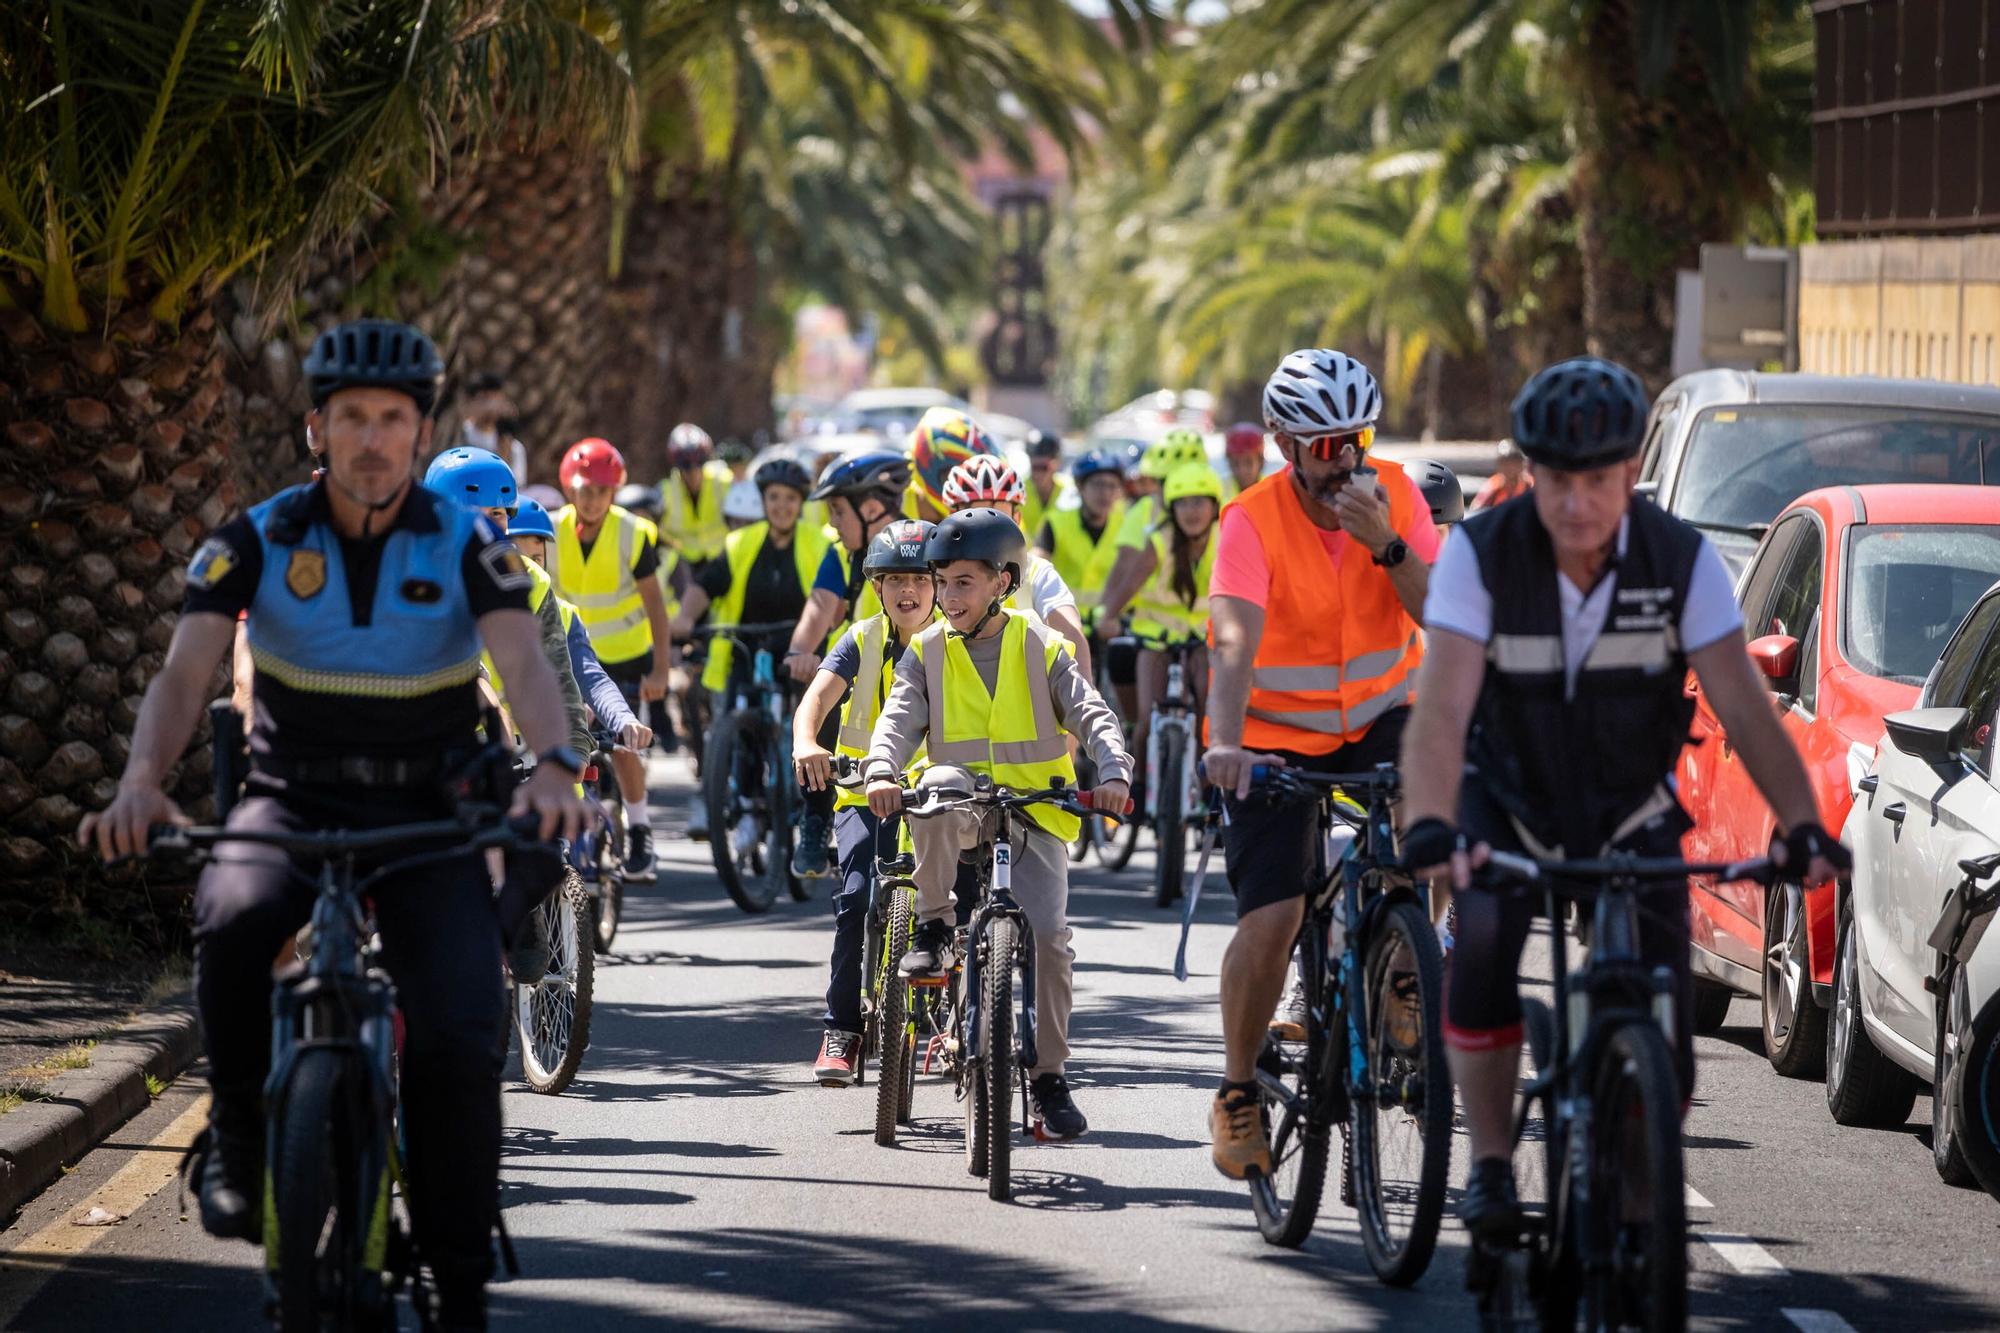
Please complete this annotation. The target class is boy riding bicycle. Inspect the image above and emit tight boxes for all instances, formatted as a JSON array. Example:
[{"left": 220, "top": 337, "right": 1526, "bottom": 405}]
[
  {"left": 793, "top": 518, "right": 942, "bottom": 1085},
  {"left": 862, "top": 510, "right": 1133, "bottom": 1139}
]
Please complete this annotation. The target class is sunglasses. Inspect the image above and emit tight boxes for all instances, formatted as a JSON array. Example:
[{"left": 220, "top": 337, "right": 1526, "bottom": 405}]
[{"left": 1281, "top": 426, "right": 1375, "bottom": 463}]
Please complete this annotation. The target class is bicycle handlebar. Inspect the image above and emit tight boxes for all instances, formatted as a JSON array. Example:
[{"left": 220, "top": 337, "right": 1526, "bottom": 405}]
[
  {"left": 688, "top": 620, "right": 803, "bottom": 641},
  {"left": 146, "top": 807, "right": 548, "bottom": 860},
  {"left": 1482, "top": 849, "right": 1775, "bottom": 890}
]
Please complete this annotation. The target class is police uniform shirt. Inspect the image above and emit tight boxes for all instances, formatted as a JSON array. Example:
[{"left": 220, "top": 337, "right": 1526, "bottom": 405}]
[{"left": 183, "top": 482, "right": 531, "bottom": 762}]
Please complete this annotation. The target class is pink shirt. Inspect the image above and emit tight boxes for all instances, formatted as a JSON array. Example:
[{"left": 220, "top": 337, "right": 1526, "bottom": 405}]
[{"left": 1210, "top": 467, "right": 1441, "bottom": 609}]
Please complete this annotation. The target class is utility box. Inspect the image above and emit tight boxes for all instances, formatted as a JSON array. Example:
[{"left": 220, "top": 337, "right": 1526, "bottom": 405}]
[{"left": 1699, "top": 244, "right": 1797, "bottom": 371}]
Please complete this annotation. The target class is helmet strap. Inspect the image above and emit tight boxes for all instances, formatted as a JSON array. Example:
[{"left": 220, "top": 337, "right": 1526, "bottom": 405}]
[{"left": 327, "top": 468, "right": 411, "bottom": 540}]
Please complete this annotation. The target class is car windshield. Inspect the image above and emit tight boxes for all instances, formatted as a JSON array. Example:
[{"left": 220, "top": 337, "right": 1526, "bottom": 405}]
[{"left": 1844, "top": 525, "right": 2000, "bottom": 683}]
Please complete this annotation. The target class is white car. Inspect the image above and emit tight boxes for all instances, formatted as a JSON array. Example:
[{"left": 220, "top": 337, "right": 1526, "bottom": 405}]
[{"left": 1841, "top": 579, "right": 2000, "bottom": 1196}]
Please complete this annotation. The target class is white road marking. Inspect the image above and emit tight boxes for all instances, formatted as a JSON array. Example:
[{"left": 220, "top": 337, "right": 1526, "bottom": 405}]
[
  {"left": 1702, "top": 1232, "right": 1788, "bottom": 1275},
  {"left": 1686, "top": 1184, "right": 1712, "bottom": 1208},
  {"left": 1783, "top": 1311, "right": 1860, "bottom": 1333}
]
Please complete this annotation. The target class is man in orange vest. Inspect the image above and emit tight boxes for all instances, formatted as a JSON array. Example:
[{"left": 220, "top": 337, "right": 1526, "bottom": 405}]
[{"left": 1200, "top": 349, "right": 1441, "bottom": 1179}]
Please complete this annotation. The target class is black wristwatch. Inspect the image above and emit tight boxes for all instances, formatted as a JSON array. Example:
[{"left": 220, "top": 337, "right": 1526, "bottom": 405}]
[
  {"left": 537, "top": 745, "right": 586, "bottom": 779},
  {"left": 1373, "top": 538, "right": 1409, "bottom": 569}
]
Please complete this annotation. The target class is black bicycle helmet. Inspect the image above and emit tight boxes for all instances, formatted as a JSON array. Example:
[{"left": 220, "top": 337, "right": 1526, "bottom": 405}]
[
  {"left": 616, "top": 482, "right": 663, "bottom": 522},
  {"left": 1024, "top": 428, "right": 1063, "bottom": 460},
  {"left": 754, "top": 457, "right": 814, "bottom": 495},
  {"left": 924, "top": 507, "right": 1026, "bottom": 588},
  {"left": 1509, "top": 356, "right": 1650, "bottom": 470},
  {"left": 862, "top": 518, "right": 936, "bottom": 577},
  {"left": 1071, "top": 448, "right": 1123, "bottom": 484},
  {"left": 809, "top": 449, "right": 911, "bottom": 502},
  {"left": 1401, "top": 458, "right": 1465, "bottom": 526},
  {"left": 302, "top": 319, "right": 445, "bottom": 415}
]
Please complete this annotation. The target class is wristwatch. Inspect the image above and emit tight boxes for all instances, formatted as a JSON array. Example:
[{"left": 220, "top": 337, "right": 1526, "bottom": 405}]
[
  {"left": 537, "top": 745, "right": 586, "bottom": 779},
  {"left": 1373, "top": 538, "right": 1409, "bottom": 569}
]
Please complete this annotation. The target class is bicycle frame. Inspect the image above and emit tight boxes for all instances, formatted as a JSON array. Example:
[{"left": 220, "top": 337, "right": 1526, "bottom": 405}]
[
  {"left": 960, "top": 804, "right": 1043, "bottom": 1083},
  {"left": 1139, "top": 636, "right": 1202, "bottom": 823}
]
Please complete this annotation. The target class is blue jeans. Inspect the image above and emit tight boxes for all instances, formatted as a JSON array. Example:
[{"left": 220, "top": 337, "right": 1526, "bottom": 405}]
[{"left": 823, "top": 807, "right": 886, "bottom": 1033}]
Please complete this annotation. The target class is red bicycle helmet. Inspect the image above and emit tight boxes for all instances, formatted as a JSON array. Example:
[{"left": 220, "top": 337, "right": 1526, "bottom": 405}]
[
  {"left": 1224, "top": 422, "right": 1266, "bottom": 457},
  {"left": 560, "top": 438, "right": 627, "bottom": 490},
  {"left": 942, "top": 455, "right": 1025, "bottom": 508}
]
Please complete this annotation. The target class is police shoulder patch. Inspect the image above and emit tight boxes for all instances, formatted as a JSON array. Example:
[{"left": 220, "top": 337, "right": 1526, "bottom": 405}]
[
  {"left": 187, "top": 537, "right": 238, "bottom": 590},
  {"left": 479, "top": 540, "right": 533, "bottom": 592}
]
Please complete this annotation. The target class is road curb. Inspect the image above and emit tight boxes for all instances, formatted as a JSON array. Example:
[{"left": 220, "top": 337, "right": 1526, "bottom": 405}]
[{"left": 0, "top": 991, "right": 201, "bottom": 1224}]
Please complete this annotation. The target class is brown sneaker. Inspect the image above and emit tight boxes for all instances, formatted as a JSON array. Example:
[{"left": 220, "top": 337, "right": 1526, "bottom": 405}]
[
  {"left": 1210, "top": 1086, "right": 1272, "bottom": 1179},
  {"left": 1268, "top": 973, "right": 1308, "bottom": 1042}
]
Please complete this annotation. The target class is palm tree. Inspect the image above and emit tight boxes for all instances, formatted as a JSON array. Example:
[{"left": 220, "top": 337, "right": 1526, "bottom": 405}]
[{"left": 0, "top": 1, "right": 627, "bottom": 886}]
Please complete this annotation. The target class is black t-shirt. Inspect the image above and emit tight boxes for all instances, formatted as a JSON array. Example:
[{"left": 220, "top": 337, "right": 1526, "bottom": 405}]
[
  {"left": 183, "top": 484, "right": 530, "bottom": 774},
  {"left": 577, "top": 524, "right": 660, "bottom": 580},
  {"left": 697, "top": 531, "right": 810, "bottom": 675}
]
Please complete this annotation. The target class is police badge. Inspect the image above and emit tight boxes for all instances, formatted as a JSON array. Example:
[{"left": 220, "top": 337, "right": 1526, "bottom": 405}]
[{"left": 285, "top": 549, "right": 327, "bottom": 599}]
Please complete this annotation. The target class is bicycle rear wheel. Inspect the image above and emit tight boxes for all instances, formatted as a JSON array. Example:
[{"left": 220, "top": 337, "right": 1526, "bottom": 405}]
[
  {"left": 704, "top": 709, "right": 778, "bottom": 913},
  {"left": 1583, "top": 1020, "right": 1686, "bottom": 1333},
  {"left": 1152, "top": 727, "right": 1187, "bottom": 908},
  {"left": 874, "top": 891, "right": 914, "bottom": 1146},
  {"left": 516, "top": 871, "right": 595, "bottom": 1095},
  {"left": 1350, "top": 898, "right": 1451, "bottom": 1286},
  {"left": 592, "top": 780, "right": 625, "bottom": 953},
  {"left": 273, "top": 1047, "right": 364, "bottom": 1332},
  {"left": 1251, "top": 935, "right": 1332, "bottom": 1246},
  {"left": 984, "top": 917, "right": 1019, "bottom": 1202}
]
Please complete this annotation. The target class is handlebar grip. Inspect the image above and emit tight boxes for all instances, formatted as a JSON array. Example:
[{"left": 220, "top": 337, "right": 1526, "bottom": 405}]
[
  {"left": 146, "top": 824, "right": 191, "bottom": 851},
  {"left": 1483, "top": 849, "right": 1540, "bottom": 882}
]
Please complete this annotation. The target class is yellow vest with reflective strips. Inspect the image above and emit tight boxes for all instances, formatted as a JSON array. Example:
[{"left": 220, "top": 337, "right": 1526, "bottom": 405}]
[
  {"left": 829, "top": 543, "right": 885, "bottom": 646},
  {"left": 1043, "top": 503, "right": 1126, "bottom": 618},
  {"left": 702, "top": 520, "right": 832, "bottom": 693},
  {"left": 832, "top": 612, "right": 933, "bottom": 811},
  {"left": 552, "top": 505, "right": 658, "bottom": 667},
  {"left": 913, "top": 611, "right": 1080, "bottom": 843},
  {"left": 1130, "top": 528, "right": 1214, "bottom": 641},
  {"left": 1021, "top": 474, "right": 1075, "bottom": 545},
  {"left": 659, "top": 461, "right": 733, "bottom": 564}
]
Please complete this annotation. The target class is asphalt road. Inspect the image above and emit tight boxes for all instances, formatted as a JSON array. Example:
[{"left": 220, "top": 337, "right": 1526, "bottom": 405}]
[{"left": 3, "top": 753, "right": 1998, "bottom": 1331}]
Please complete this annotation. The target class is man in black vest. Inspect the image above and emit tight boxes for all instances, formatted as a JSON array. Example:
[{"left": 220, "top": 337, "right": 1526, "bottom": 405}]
[{"left": 1399, "top": 357, "right": 1847, "bottom": 1238}]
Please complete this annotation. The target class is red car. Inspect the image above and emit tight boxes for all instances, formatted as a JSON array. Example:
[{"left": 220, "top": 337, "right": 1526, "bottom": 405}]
[{"left": 1679, "top": 484, "right": 2000, "bottom": 1076}]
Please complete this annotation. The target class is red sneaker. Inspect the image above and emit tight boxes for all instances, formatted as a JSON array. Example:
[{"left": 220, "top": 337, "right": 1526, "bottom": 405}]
[{"left": 814, "top": 1029, "right": 861, "bottom": 1087}]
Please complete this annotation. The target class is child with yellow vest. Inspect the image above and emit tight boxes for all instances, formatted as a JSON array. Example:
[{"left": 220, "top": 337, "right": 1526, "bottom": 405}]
[
  {"left": 790, "top": 519, "right": 940, "bottom": 1086},
  {"left": 863, "top": 510, "right": 1132, "bottom": 1140}
]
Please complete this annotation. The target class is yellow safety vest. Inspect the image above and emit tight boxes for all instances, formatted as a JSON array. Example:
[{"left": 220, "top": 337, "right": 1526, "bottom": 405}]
[
  {"left": 914, "top": 611, "right": 1080, "bottom": 842},
  {"left": 702, "top": 519, "right": 831, "bottom": 693},
  {"left": 829, "top": 543, "right": 886, "bottom": 645},
  {"left": 659, "top": 461, "right": 733, "bottom": 564},
  {"left": 1043, "top": 503, "right": 1126, "bottom": 610},
  {"left": 1130, "top": 527, "right": 1214, "bottom": 641},
  {"left": 483, "top": 559, "right": 578, "bottom": 699},
  {"left": 832, "top": 613, "right": 932, "bottom": 811},
  {"left": 1021, "top": 474, "right": 1076, "bottom": 545},
  {"left": 552, "top": 505, "right": 658, "bottom": 668}
]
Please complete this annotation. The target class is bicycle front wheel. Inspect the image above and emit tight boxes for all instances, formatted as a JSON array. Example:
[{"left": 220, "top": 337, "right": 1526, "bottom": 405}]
[
  {"left": 273, "top": 1047, "right": 364, "bottom": 1332},
  {"left": 1583, "top": 1019, "right": 1687, "bottom": 1333},
  {"left": 704, "top": 709, "right": 778, "bottom": 913},
  {"left": 592, "top": 791, "right": 625, "bottom": 953},
  {"left": 1152, "top": 726, "right": 1187, "bottom": 907},
  {"left": 517, "top": 871, "right": 595, "bottom": 1095},
  {"left": 984, "top": 917, "right": 1019, "bottom": 1203},
  {"left": 1350, "top": 897, "right": 1451, "bottom": 1286},
  {"left": 874, "top": 891, "right": 914, "bottom": 1146}
]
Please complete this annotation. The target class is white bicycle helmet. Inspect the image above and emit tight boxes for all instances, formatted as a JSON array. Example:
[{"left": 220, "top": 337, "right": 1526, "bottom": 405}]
[
  {"left": 668, "top": 422, "right": 713, "bottom": 462},
  {"left": 941, "top": 455, "right": 1025, "bottom": 508},
  {"left": 722, "top": 478, "right": 763, "bottom": 522},
  {"left": 1262, "top": 348, "right": 1382, "bottom": 437}
]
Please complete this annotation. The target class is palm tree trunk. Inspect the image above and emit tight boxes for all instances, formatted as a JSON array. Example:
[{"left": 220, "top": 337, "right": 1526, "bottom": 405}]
[{"left": 0, "top": 301, "right": 233, "bottom": 879}]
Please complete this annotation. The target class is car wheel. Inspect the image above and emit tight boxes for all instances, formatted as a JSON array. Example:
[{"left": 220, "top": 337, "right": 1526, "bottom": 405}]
[
  {"left": 1691, "top": 978, "right": 1734, "bottom": 1034},
  {"left": 1935, "top": 964, "right": 1978, "bottom": 1187},
  {"left": 1763, "top": 882, "right": 1827, "bottom": 1078},
  {"left": 1825, "top": 896, "right": 1919, "bottom": 1128}
]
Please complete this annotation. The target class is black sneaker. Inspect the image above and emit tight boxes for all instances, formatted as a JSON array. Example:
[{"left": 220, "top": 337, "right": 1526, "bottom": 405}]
[
  {"left": 624, "top": 822, "right": 657, "bottom": 883},
  {"left": 900, "top": 920, "right": 955, "bottom": 977},
  {"left": 1030, "top": 1073, "right": 1088, "bottom": 1140},
  {"left": 1458, "top": 1157, "right": 1524, "bottom": 1244},
  {"left": 792, "top": 809, "right": 833, "bottom": 878},
  {"left": 195, "top": 1102, "right": 264, "bottom": 1241},
  {"left": 506, "top": 900, "right": 551, "bottom": 986}
]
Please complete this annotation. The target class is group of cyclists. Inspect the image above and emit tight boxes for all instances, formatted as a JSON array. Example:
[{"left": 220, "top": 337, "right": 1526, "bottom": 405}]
[{"left": 74, "top": 310, "right": 1855, "bottom": 1330}]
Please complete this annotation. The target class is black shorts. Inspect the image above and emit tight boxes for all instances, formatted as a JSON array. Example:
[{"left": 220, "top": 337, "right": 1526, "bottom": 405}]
[
  {"left": 1105, "top": 634, "right": 1138, "bottom": 688},
  {"left": 1222, "top": 707, "right": 1408, "bottom": 918}
]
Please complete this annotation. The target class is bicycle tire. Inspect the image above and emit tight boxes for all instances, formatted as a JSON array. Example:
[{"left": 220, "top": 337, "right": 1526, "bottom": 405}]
[
  {"left": 964, "top": 960, "right": 989, "bottom": 1179},
  {"left": 704, "top": 709, "right": 778, "bottom": 913},
  {"left": 1251, "top": 933, "right": 1332, "bottom": 1246},
  {"left": 274, "top": 1047, "right": 356, "bottom": 1332},
  {"left": 1583, "top": 1020, "right": 1687, "bottom": 1333},
  {"left": 516, "top": 872, "right": 595, "bottom": 1095},
  {"left": 985, "top": 917, "right": 1019, "bottom": 1202},
  {"left": 1104, "top": 804, "right": 1142, "bottom": 872},
  {"left": 875, "top": 891, "right": 914, "bottom": 1146},
  {"left": 1153, "top": 726, "right": 1187, "bottom": 907},
  {"left": 592, "top": 791, "right": 625, "bottom": 954},
  {"left": 1350, "top": 898, "right": 1451, "bottom": 1286}
]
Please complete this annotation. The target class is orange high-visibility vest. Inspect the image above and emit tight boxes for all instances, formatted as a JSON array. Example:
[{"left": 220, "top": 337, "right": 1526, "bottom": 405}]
[{"left": 1225, "top": 459, "right": 1422, "bottom": 753}]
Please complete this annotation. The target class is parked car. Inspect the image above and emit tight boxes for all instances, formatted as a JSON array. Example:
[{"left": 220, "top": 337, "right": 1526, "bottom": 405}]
[
  {"left": 1679, "top": 485, "right": 2000, "bottom": 1079},
  {"left": 832, "top": 387, "right": 972, "bottom": 437},
  {"left": 1839, "top": 578, "right": 2000, "bottom": 1194},
  {"left": 1638, "top": 372, "right": 2000, "bottom": 576}
]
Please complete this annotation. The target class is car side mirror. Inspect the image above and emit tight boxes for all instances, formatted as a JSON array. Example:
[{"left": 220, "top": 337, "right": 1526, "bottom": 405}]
[
  {"left": 1884, "top": 706, "right": 1972, "bottom": 764},
  {"left": 1746, "top": 634, "right": 1799, "bottom": 689},
  {"left": 1634, "top": 480, "right": 1660, "bottom": 501}
]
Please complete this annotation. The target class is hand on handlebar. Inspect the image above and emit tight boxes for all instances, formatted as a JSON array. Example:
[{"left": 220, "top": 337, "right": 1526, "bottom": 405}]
[
  {"left": 785, "top": 650, "right": 821, "bottom": 684},
  {"left": 1200, "top": 744, "right": 1287, "bottom": 801},
  {"left": 1771, "top": 821, "right": 1849, "bottom": 889},
  {"left": 79, "top": 783, "right": 188, "bottom": 862},
  {"left": 1089, "top": 779, "right": 1132, "bottom": 816},
  {"left": 510, "top": 762, "right": 588, "bottom": 843},
  {"left": 618, "top": 720, "right": 654, "bottom": 750},
  {"left": 795, "top": 742, "right": 835, "bottom": 792},
  {"left": 866, "top": 778, "right": 904, "bottom": 818}
]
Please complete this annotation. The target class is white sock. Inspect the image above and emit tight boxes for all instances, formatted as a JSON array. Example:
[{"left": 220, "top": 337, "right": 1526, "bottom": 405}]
[{"left": 625, "top": 798, "right": 649, "bottom": 829}]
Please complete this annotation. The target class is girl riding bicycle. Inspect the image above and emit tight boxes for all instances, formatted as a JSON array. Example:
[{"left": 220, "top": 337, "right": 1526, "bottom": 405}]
[{"left": 791, "top": 519, "right": 941, "bottom": 1086}]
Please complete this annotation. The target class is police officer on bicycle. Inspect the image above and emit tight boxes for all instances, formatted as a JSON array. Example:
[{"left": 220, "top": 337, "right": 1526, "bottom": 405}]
[
  {"left": 1398, "top": 356, "right": 1844, "bottom": 1242},
  {"left": 81, "top": 319, "right": 586, "bottom": 1332}
]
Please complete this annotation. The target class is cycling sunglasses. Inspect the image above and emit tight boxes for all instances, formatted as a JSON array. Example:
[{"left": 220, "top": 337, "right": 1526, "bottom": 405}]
[{"left": 1279, "top": 425, "right": 1375, "bottom": 463}]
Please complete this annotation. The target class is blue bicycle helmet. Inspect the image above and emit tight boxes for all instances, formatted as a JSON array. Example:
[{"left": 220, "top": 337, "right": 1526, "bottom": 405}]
[
  {"left": 302, "top": 319, "right": 445, "bottom": 415},
  {"left": 425, "top": 446, "right": 517, "bottom": 512},
  {"left": 1509, "top": 356, "right": 1650, "bottom": 470},
  {"left": 1071, "top": 448, "right": 1123, "bottom": 484},
  {"left": 808, "top": 449, "right": 911, "bottom": 503},
  {"left": 510, "top": 496, "right": 556, "bottom": 539}
]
